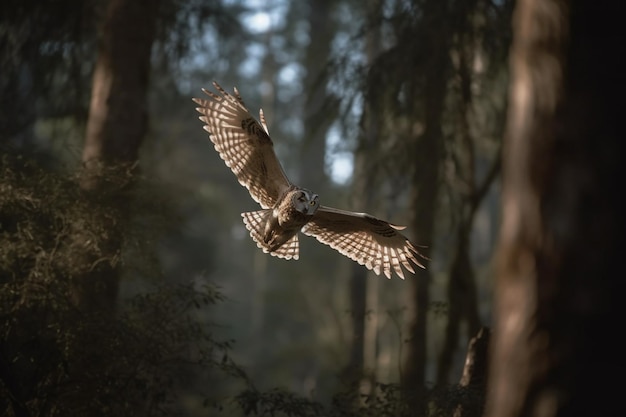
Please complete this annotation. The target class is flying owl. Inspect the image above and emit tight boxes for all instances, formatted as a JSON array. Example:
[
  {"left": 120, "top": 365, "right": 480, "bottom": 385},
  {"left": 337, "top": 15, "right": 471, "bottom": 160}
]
[{"left": 192, "top": 82, "right": 426, "bottom": 279}]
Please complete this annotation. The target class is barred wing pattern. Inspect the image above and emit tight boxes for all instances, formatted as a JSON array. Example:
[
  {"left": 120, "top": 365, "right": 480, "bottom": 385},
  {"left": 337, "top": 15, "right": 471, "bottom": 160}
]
[
  {"left": 241, "top": 211, "right": 300, "bottom": 260},
  {"left": 193, "top": 81, "right": 427, "bottom": 278},
  {"left": 192, "top": 82, "right": 292, "bottom": 209},
  {"left": 303, "top": 206, "right": 426, "bottom": 279}
]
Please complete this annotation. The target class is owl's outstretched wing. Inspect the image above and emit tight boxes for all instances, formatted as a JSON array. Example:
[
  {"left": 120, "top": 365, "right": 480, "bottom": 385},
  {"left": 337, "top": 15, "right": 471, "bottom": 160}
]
[
  {"left": 193, "top": 82, "right": 292, "bottom": 209},
  {"left": 302, "top": 206, "right": 427, "bottom": 279}
]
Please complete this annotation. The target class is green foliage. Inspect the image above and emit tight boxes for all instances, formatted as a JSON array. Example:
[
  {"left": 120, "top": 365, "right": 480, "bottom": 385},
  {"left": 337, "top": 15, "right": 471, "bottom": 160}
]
[
  {"left": 0, "top": 280, "right": 240, "bottom": 416},
  {"left": 234, "top": 381, "right": 474, "bottom": 417},
  {"left": 329, "top": 382, "right": 410, "bottom": 417},
  {"left": 0, "top": 155, "right": 239, "bottom": 416},
  {"left": 236, "top": 388, "right": 325, "bottom": 417}
]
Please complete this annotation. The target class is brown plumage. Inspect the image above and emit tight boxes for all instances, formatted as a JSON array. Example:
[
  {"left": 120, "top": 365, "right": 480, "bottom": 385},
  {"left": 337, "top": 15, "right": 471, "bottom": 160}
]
[{"left": 193, "top": 82, "right": 426, "bottom": 279}]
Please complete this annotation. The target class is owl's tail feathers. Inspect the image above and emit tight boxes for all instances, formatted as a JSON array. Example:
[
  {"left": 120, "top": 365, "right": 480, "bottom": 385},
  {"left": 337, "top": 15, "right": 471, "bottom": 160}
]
[{"left": 241, "top": 210, "right": 300, "bottom": 260}]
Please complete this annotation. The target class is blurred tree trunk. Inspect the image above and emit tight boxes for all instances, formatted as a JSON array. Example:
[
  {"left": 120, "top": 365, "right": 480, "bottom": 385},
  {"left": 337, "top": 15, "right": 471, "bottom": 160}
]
[
  {"left": 73, "top": 0, "right": 159, "bottom": 313},
  {"left": 402, "top": 0, "right": 450, "bottom": 413},
  {"left": 485, "top": 1, "right": 623, "bottom": 416},
  {"left": 300, "top": 0, "right": 336, "bottom": 192},
  {"left": 435, "top": 0, "right": 509, "bottom": 386},
  {"left": 453, "top": 327, "right": 490, "bottom": 417},
  {"left": 436, "top": 3, "right": 482, "bottom": 385},
  {"left": 437, "top": 155, "right": 499, "bottom": 384},
  {"left": 343, "top": 0, "right": 382, "bottom": 387},
  {"left": 437, "top": 63, "right": 500, "bottom": 385},
  {"left": 344, "top": 263, "right": 367, "bottom": 383}
]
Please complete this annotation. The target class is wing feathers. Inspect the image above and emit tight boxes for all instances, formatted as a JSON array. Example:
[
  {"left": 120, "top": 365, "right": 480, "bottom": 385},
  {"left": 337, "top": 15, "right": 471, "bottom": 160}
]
[
  {"left": 259, "top": 108, "right": 269, "bottom": 134},
  {"left": 194, "top": 82, "right": 426, "bottom": 278},
  {"left": 241, "top": 210, "right": 299, "bottom": 260},
  {"left": 193, "top": 82, "right": 292, "bottom": 209},
  {"left": 302, "top": 206, "right": 426, "bottom": 279}
]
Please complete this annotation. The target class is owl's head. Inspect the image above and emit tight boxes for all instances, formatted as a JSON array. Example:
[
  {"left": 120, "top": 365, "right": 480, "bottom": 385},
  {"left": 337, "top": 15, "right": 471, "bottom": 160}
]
[{"left": 293, "top": 189, "right": 319, "bottom": 215}]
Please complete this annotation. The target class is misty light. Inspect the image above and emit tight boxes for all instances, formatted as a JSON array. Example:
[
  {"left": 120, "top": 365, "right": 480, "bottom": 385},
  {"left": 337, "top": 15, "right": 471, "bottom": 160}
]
[
  {"left": 243, "top": 12, "right": 271, "bottom": 34},
  {"left": 326, "top": 126, "right": 354, "bottom": 185}
]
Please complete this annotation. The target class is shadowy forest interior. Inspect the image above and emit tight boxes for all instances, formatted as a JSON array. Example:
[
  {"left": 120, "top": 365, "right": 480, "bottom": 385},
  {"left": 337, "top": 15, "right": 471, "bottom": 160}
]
[{"left": 1, "top": 0, "right": 622, "bottom": 416}]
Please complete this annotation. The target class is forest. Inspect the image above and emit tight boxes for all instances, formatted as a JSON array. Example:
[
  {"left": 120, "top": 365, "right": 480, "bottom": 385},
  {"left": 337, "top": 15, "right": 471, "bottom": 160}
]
[{"left": 0, "top": 0, "right": 622, "bottom": 416}]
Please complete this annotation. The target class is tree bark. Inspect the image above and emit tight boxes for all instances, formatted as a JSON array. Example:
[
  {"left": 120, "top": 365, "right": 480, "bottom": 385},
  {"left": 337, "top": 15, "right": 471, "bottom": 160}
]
[
  {"left": 485, "top": 1, "right": 624, "bottom": 416},
  {"left": 342, "top": 0, "right": 382, "bottom": 389},
  {"left": 436, "top": 225, "right": 478, "bottom": 385},
  {"left": 402, "top": 0, "right": 449, "bottom": 414},
  {"left": 436, "top": 0, "right": 504, "bottom": 385},
  {"left": 344, "top": 263, "right": 367, "bottom": 382},
  {"left": 453, "top": 327, "right": 490, "bottom": 417},
  {"left": 83, "top": 0, "right": 157, "bottom": 174},
  {"left": 72, "top": 0, "right": 159, "bottom": 313},
  {"left": 437, "top": 158, "right": 500, "bottom": 384},
  {"left": 300, "top": 0, "right": 336, "bottom": 191}
]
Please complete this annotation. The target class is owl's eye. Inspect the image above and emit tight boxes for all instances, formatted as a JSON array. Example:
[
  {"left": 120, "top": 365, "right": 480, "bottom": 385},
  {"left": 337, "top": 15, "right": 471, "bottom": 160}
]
[{"left": 309, "top": 200, "right": 316, "bottom": 205}]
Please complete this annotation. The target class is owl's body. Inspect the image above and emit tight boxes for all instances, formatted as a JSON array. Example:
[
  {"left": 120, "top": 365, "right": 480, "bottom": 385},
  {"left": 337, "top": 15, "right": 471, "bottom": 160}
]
[
  {"left": 193, "top": 82, "right": 426, "bottom": 278},
  {"left": 245, "top": 187, "right": 319, "bottom": 255}
]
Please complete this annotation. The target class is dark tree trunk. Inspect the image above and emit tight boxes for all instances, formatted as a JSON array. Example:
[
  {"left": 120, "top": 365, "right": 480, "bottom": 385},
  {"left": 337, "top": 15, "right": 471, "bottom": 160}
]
[
  {"left": 437, "top": 158, "right": 500, "bottom": 384},
  {"left": 342, "top": 0, "right": 382, "bottom": 389},
  {"left": 72, "top": 0, "right": 159, "bottom": 313},
  {"left": 436, "top": 226, "right": 478, "bottom": 385},
  {"left": 436, "top": 0, "right": 503, "bottom": 386},
  {"left": 403, "top": 0, "right": 449, "bottom": 412},
  {"left": 82, "top": 0, "right": 157, "bottom": 172},
  {"left": 300, "top": 0, "right": 336, "bottom": 191},
  {"left": 485, "top": 1, "right": 624, "bottom": 416},
  {"left": 453, "top": 327, "right": 490, "bottom": 417},
  {"left": 344, "top": 263, "right": 367, "bottom": 381}
]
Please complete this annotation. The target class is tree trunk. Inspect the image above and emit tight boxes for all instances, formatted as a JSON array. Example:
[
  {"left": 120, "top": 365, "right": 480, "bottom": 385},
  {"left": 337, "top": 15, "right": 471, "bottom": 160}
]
[
  {"left": 342, "top": 0, "right": 382, "bottom": 390},
  {"left": 437, "top": 161, "right": 500, "bottom": 384},
  {"left": 436, "top": 225, "right": 479, "bottom": 385},
  {"left": 83, "top": 0, "right": 157, "bottom": 174},
  {"left": 344, "top": 263, "right": 367, "bottom": 382},
  {"left": 73, "top": 0, "right": 159, "bottom": 313},
  {"left": 453, "top": 327, "right": 490, "bottom": 417},
  {"left": 485, "top": 1, "right": 624, "bottom": 416},
  {"left": 436, "top": 0, "right": 504, "bottom": 386},
  {"left": 300, "top": 0, "right": 335, "bottom": 191},
  {"left": 402, "top": 0, "right": 449, "bottom": 413}
]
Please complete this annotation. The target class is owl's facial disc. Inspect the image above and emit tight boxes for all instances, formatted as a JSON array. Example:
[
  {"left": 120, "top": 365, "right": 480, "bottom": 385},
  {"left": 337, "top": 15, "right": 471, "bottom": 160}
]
[{"left": 295, "top": 190, "right": 319, "bottom": 215}]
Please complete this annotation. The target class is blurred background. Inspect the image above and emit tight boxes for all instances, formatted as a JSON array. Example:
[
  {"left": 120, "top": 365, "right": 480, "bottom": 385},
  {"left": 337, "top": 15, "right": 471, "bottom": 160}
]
[{"left": 1, "top": 0, "right": 514, "bottom": 415}]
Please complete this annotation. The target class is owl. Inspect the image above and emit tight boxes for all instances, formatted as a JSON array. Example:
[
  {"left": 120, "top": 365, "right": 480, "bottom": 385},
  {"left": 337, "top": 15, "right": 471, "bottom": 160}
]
[{"left": 192, "top": 82, "right": 426, "bottom": 279}]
